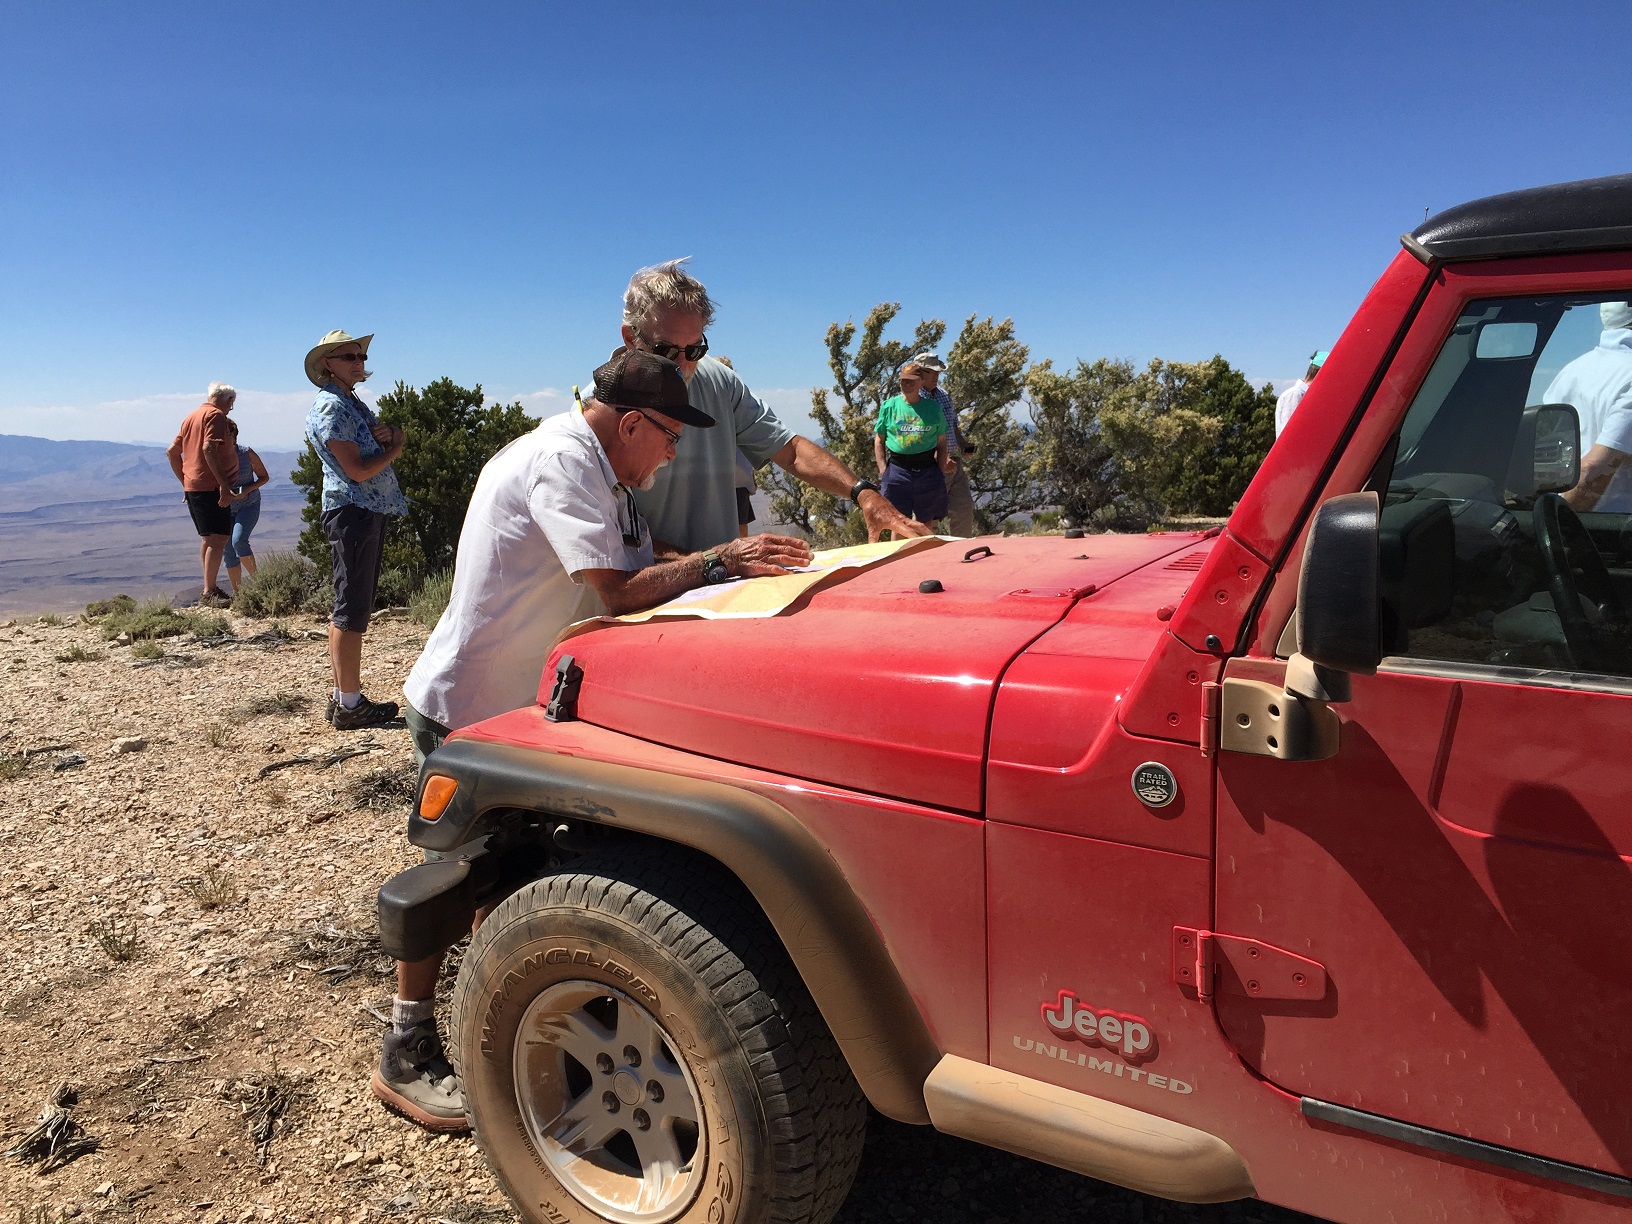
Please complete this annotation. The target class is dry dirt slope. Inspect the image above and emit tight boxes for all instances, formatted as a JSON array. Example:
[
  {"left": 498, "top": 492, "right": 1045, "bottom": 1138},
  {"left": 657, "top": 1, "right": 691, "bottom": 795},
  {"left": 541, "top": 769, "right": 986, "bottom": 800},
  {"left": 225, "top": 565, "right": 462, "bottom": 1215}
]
[{"left": 0, "top": 611, "right": 1317, "bottom": 1224}]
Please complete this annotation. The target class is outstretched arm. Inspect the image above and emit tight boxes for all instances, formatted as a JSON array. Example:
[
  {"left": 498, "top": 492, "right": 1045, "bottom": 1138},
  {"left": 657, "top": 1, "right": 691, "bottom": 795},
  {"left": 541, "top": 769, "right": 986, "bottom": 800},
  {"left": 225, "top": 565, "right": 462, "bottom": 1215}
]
[
  {"left": 770, "top": 435, "right": 930, "bottom": 542},
  {"left": 579, "top": 533, "right": 815, "bottom": 616}
]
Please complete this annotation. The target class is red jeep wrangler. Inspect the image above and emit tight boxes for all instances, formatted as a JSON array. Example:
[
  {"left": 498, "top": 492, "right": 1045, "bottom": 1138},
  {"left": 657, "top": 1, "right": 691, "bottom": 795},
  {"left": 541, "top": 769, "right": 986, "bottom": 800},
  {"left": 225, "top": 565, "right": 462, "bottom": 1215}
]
[{"left": 380, "top": 173, "right": 1632, "bottom": 1224}]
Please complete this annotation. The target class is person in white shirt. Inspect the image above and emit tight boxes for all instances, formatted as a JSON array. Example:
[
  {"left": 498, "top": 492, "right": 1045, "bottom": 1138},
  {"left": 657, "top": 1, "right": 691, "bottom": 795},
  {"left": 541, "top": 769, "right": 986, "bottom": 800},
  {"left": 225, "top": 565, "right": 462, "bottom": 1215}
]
[
  {"left": 1275, "top": 349, "right": 1330, "bottom": 436},
  {"left": 374, "top": 350, "right": 812, "bottom": 1131},
  {"left": 1543, "top": 301, "right": 1632, "bottom": 513}
]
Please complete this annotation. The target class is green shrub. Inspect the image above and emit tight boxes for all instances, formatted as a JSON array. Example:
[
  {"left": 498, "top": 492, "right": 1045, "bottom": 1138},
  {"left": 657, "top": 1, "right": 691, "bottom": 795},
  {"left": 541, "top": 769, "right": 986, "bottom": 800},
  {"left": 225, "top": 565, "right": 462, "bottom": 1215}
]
[
  {"left": 54, "top": 644, "right": 102, "bottom": 663},
  {"left": 182, "top": 611, "right": 232, "bottom": 639},
  {"left": 84, "top": 594, "right": 137, "bottom": 620},
  {"left": 97, "top": 598, "right": 233, "bottom": 642},
  {"left": 410, "top": 567, "right": 454, "bottom": 628},
  {"left": 131, "top": 640, "right": 164, "bottom": 659},
  {"left": 35, "top": 612, "right": 62, "bottom": 626},
  {"left": 99, "top": 597, "right": 188, "bottom": 641},
  {"left": 374, "top": 565, "right": 420, "bottom": 609},
  {"left": 1031, "top": 509, "right": 1062, "bottom": 531},
  {"left": 232, "top": 552, "right": 322, "bottom": 618},
  {"left": 302, "top": 579, "right": 335, "bottom": 616}
]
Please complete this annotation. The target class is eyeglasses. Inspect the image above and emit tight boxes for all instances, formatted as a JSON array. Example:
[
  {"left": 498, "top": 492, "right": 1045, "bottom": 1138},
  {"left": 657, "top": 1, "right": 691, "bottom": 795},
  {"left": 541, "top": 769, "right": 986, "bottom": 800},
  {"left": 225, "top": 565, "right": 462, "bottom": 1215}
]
[
  {"left": 613, "top": 406, "right": 682, "bottom": 448},
  {"left": 635, "top": 330, "right": 709, "bottom": 363},
  {"left": 329, "top": 352, "right": 367, "bottom": 363},
  {"left": 617, "top": 486, "right": 648, "bottom": 548}
]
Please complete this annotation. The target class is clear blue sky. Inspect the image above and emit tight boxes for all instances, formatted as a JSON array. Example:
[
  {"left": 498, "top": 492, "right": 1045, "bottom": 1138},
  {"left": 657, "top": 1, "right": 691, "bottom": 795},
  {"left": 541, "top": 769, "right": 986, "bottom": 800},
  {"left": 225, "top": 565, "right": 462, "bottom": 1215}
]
[{"left": 3, "top": 0, "right": 1627, "bottom": 449}]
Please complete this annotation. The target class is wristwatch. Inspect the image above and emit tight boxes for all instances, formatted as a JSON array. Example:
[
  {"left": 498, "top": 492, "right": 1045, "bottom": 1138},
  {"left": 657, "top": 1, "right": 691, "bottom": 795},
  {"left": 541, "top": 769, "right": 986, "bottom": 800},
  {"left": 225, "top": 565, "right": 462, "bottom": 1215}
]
[
  {"left": 849, "top": 478, "right": 880, "bottom": 504},
  {"left": 701, "top": 549, "right": 730, "bottom": 585}
]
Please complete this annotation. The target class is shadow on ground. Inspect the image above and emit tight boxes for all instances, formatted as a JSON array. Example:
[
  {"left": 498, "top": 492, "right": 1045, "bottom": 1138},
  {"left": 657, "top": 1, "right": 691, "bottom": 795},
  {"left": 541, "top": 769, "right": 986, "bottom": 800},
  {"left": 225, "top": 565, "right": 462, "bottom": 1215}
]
[{"left": 835, "top": 1114, "right": 1320, "bottom": 1224}]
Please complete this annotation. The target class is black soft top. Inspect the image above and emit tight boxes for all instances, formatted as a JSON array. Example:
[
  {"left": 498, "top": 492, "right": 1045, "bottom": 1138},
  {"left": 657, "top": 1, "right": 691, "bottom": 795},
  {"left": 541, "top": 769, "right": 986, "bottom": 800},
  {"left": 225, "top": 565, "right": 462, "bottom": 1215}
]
[{"left": 1407, "top": 173, "right": 1632, "bottom": 263}]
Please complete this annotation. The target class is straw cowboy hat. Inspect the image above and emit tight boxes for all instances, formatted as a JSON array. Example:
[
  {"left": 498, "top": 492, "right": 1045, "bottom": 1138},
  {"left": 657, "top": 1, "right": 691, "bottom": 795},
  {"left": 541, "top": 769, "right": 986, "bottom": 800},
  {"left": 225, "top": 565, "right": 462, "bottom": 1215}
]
[{"left": 305, "top": 330, "right": 373, "bottom": 388}]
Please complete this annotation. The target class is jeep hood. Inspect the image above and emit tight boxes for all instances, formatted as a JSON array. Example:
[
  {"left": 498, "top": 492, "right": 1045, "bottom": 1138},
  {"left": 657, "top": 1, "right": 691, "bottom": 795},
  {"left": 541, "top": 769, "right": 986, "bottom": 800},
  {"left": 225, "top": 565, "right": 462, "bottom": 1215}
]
[{"left": 553, "top": 534, "right": 1205, "bottom": 812}]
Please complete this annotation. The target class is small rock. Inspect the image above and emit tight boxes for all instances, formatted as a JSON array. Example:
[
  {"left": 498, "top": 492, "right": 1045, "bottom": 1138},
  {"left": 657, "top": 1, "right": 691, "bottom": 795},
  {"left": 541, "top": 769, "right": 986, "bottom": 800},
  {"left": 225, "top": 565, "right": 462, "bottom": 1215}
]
[
  {"left": 115, "top": 632, "right": 132, "bottom": 645},
  {"left": 940, "top": 1176, "right": 960, "bottom": 1198},
  {"left": 112, "top": 736, "right": 147, "bottom": 754},
  {"left": 53, "top": 751, "right": 88, "bottom": 771},
  {"left": 335, "top": 1149, "right": 363, "bottom": 1169},
  {"left": 95, "top": 1181, "right": 115, "bottom": 1196},
  {"left": 142, "top": 902, "right": 168, "bottom": 917}
]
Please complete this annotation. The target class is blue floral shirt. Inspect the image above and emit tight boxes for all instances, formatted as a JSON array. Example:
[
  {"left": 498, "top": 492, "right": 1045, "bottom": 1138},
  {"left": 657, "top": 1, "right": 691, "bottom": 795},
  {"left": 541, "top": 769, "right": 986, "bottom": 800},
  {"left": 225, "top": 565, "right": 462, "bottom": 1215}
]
[{"left": 304, "top": 384, "right": 408, "bottom": 515}]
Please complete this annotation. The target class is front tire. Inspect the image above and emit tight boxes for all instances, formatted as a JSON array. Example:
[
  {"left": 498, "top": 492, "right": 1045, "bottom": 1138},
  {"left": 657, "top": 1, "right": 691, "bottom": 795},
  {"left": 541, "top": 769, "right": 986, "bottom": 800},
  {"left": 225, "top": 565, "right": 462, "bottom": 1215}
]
[{"left": 449, "top": 848, "right": 866, "bottom": 1224}]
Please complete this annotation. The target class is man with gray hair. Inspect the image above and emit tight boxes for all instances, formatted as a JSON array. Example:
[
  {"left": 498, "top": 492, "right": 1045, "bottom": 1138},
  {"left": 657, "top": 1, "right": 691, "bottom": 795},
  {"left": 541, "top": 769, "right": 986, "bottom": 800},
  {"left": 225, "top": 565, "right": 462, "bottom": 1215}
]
[
  {"left": 1544, "top": 300, "right": 1632, "bottom": 513},
  {"left": 166, "top": 381, "right": 239, "bottom": 605},
  {"left": 609, "top": 259, "right": 930, "bottom": 552}
]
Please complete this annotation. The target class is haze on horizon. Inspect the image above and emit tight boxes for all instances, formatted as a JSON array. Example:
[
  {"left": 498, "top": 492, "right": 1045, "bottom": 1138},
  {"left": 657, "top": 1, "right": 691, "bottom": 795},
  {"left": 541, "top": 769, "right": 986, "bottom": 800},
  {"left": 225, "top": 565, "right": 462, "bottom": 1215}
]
[{"left": 3, "top": 1, "right": 1626, "bottom": 451}]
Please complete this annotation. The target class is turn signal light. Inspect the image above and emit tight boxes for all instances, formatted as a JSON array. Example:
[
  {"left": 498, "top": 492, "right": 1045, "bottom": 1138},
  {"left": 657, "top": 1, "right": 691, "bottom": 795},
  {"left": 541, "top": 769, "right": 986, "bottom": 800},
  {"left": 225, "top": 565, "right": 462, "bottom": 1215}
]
[{"left": 419, "top": 775, "right": 459, "bottom": 821}]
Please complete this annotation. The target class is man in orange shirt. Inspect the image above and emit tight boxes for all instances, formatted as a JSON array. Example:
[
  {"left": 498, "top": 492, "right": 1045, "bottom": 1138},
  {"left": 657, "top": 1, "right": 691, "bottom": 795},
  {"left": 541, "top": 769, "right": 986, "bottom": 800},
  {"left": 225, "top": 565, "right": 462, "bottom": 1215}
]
[{"left": 166, "top": 382, "right": 241, "bottom": 605}]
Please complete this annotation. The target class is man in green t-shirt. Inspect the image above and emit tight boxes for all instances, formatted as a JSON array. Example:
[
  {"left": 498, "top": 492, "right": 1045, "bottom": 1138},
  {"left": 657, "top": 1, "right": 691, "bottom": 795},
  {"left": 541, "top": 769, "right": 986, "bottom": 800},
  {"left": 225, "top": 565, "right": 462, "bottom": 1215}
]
[{"left": 873, "top": 363, "right": 954, "bottom": 525}]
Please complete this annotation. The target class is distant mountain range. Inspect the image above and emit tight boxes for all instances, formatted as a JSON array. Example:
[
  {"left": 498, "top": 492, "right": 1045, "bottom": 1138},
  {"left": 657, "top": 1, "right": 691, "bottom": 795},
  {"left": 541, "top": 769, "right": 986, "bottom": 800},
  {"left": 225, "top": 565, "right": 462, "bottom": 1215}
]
[
  {"left": 0, "top": 434, "right": 307, "bottom": 614},
  {"left": 0, "top": 433, "right": 303, "bottom": 514}
]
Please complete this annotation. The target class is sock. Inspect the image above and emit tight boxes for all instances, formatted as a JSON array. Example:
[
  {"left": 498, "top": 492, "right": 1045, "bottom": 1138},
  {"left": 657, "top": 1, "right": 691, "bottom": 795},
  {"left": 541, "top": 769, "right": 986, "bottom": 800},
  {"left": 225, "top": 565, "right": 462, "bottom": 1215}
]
[
  {"left": 339, "top": 690, "right": 363, "bottom": 710},
  {"left": 392, "top": 997, "right": 436, "bottom": 1034}
]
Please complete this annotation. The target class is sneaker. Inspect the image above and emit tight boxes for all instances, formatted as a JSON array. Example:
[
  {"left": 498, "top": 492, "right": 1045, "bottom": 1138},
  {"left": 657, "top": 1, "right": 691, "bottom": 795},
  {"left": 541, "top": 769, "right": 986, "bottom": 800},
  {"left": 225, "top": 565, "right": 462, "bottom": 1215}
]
[
  {"left": 330, "top": 693, "right": 399, "bottom": 730},
  {"left": 370, "top": 1020, "right": 468, "bottom": 1132},
  {"left": 324, "top": 693, "right": 338, "bottom": 725},
  {"left": 199, "top": 588, "right": 231, "bottom": 608}
]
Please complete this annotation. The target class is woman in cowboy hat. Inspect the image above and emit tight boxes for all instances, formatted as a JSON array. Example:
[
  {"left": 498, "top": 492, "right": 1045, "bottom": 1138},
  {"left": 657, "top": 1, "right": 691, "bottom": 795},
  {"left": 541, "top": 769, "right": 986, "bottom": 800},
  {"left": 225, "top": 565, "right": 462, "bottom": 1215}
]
[{"left": 302, "top": 329, "right": 408, "bottom": 730}]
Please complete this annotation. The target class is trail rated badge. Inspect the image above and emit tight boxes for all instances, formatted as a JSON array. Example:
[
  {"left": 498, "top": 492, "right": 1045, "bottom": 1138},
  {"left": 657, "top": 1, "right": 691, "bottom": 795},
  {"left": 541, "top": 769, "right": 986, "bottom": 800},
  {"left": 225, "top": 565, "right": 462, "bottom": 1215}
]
[{"left": 1131, "top": 762, "right": 1178, "bottom": 808}]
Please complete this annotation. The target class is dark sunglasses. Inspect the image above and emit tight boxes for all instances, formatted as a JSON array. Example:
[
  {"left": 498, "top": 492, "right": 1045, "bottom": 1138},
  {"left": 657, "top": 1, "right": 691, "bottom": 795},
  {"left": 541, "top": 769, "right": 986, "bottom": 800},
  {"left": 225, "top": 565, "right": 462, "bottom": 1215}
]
[
  {"left": 329, "top": 352, "right": 367, "bottom": 362},
  {"left": 635, "top": 330, "right": 709, "bottom": 363},
  {"left": 613, "top": 406, "right": 682, "bottom": 447}
]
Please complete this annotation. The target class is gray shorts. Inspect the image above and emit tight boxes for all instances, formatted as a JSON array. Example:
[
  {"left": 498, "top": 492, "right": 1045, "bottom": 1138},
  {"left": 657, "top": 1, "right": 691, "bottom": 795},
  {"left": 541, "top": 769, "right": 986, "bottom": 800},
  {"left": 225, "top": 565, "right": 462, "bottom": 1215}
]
[
  {"left": 406, "top": 703, "right": 451, "bottom": 769},
  {"left": 406, "top": 703, "right": 453, "bottom": 862},
  {"left": 322, "top": 504, "right": 387, "bottom": 632}
]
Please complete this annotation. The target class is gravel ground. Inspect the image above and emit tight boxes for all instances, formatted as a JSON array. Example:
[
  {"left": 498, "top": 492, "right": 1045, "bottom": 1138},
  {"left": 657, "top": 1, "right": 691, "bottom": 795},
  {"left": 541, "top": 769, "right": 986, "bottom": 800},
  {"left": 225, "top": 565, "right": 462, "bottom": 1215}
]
[{"left": 0, "top": 611, "right": 1319, "bottom": 1224}]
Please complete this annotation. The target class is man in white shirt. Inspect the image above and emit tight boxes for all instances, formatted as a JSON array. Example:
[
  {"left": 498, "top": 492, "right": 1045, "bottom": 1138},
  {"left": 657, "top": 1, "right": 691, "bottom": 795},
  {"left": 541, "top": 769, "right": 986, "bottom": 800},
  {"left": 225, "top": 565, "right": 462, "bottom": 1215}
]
[
  {"left": 374, "top": 350, "right": 812, "bottom": 1130},
  {"left": 1544, "top": 301, "right": 1632, "bottom": 513},
  {"left": 1274, "top": 349, "right": 1330, "bottom": 436}
]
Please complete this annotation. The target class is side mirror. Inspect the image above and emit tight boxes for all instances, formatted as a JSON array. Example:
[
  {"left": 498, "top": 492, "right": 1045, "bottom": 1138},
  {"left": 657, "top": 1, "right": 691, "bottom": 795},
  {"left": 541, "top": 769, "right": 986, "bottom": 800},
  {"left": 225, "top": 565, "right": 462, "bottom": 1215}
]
[
  {"left": 1295, "top": 491, "right": 1382, "bottom": 694},
  {"left": 1219, "top": 493, "right": 1379, "bottom": 763},
  {"left": 1506, "top": 403, "right": 1580, "bottom": 500}
]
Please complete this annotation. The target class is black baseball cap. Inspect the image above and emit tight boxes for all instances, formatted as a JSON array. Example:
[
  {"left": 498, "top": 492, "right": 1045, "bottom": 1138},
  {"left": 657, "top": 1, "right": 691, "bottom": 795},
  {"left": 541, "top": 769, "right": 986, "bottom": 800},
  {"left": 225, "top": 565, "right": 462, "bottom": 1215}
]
[{"left": 591, "top": 349, "right": 716, "bottom": 428}]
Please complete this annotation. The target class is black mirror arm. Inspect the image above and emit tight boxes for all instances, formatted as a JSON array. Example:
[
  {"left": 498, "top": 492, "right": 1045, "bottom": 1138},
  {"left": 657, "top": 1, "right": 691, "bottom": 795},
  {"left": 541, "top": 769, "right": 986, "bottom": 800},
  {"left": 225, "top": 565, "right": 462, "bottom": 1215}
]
[{"left": 1284, "top": 652, "right": 1352, "bottom": 704}]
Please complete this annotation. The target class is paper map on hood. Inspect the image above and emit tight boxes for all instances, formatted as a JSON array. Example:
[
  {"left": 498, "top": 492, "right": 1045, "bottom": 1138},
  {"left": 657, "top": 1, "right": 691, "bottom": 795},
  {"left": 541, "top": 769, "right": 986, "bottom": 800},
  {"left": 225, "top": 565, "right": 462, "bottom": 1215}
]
[{"left": 557, "top": 535, "right": 946, "bottom": 641}]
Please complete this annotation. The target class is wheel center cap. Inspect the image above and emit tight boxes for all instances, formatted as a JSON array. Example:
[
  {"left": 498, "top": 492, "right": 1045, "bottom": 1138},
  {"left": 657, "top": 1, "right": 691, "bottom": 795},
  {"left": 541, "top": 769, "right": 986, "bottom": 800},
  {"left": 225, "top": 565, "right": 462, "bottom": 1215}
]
[{"left": 613, "top": 1069, "right": 642, "bottom": 1106}]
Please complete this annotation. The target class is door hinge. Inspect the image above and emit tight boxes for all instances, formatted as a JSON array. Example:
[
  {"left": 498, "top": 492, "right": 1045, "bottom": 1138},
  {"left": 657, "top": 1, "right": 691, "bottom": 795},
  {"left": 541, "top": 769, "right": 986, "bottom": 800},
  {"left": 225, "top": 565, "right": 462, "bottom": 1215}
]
[
  {"left": 1218, "top": 677, "right": 1341, "bottom": 761},
  {"left": 1200, "top": 680, "right": 1222, "bottom": 758},
  {"left": 1173, "top": 927, "right": 1326, "bottom": 1003}
]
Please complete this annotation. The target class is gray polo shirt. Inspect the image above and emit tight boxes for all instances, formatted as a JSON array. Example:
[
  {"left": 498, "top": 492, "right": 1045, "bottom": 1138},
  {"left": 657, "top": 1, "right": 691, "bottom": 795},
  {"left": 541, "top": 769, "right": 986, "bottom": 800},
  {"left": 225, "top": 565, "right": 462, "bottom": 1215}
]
[{"left": 618, "top": 356, "right": 795, "bottom": 552}]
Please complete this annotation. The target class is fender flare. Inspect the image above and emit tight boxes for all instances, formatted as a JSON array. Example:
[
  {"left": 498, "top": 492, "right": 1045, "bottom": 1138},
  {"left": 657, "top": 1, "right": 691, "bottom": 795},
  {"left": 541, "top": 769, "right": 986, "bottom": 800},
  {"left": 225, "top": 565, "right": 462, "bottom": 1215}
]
[{"left": 410, "top": 737, "right": 940, "bottom": 1124}]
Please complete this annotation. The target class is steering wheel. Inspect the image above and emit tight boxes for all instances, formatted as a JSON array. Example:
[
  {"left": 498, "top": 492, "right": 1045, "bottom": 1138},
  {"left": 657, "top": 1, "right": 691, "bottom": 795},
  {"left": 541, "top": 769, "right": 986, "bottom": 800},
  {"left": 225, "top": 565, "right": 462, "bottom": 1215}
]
[{"left": 1532, "top": 492, "right": 1632, "bottom": 673}]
